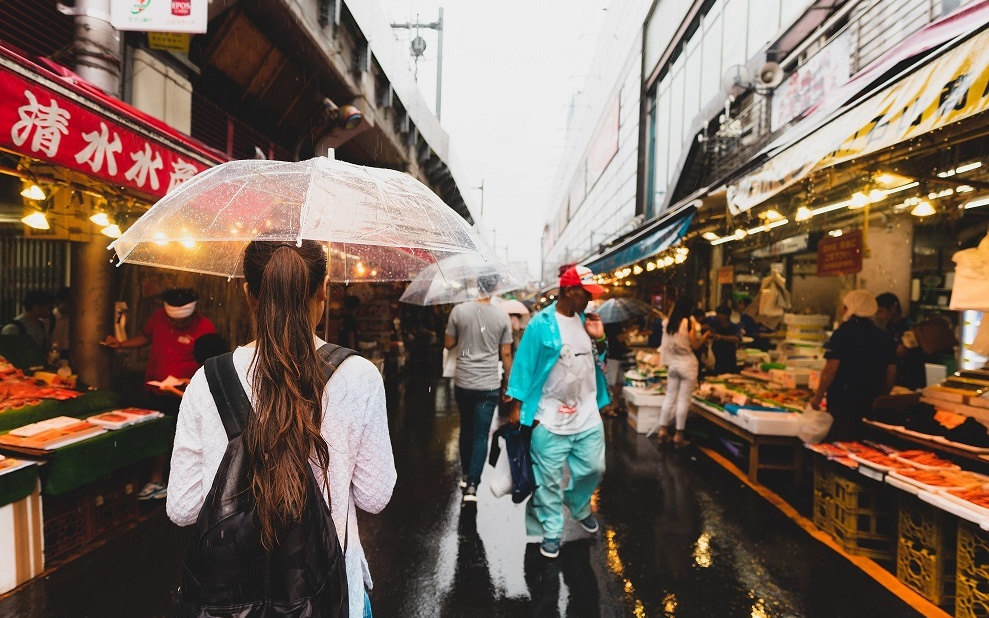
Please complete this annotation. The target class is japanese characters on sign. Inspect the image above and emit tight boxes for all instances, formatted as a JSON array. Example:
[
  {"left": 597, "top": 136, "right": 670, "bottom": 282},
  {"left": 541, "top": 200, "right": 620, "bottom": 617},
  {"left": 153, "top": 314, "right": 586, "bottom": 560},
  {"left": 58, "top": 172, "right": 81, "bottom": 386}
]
[
  {"left": 817, "top": 230, "right": 863, "bottom": 277},
  {"left": 0, "top": 66, "right": 206, "bottom": 199}
]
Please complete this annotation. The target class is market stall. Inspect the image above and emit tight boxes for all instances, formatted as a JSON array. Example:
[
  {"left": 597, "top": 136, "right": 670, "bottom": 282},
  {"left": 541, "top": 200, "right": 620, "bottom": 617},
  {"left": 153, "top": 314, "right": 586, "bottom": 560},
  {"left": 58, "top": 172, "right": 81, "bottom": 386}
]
[{"left": 0, "top": 352, "right": 174, "bottom": 575}]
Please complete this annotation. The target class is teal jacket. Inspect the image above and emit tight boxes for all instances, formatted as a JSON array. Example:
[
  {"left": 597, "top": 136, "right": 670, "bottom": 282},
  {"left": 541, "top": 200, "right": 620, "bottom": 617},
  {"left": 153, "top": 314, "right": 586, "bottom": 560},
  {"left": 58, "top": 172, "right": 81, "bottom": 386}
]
[{"left": 506, "top": 302, "right": 611, "bottom": 427}]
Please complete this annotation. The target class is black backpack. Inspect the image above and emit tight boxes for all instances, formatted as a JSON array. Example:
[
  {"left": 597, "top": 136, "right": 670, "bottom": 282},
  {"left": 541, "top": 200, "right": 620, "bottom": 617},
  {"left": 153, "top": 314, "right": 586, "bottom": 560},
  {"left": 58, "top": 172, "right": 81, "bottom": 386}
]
[{"left": 178, "top": 343, "right": 356, "bottom": 618}]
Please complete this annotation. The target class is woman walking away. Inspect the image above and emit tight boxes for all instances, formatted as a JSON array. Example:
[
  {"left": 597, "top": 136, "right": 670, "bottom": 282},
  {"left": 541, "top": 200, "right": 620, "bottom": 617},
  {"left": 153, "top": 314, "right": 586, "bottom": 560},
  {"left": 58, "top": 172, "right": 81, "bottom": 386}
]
[
  {"left": 167, "top": 241, "right": 396, "bottom": 618},
  {"left": 655, "top": 297, "right": 710, "bottom": 447}
]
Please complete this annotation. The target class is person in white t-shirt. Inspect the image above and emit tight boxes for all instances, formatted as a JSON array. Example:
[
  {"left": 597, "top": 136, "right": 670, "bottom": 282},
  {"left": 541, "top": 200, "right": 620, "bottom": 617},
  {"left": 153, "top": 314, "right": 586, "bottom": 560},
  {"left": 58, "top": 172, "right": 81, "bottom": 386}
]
[{"left": 505, "top": 265, "right": 612, "bottom": 559}]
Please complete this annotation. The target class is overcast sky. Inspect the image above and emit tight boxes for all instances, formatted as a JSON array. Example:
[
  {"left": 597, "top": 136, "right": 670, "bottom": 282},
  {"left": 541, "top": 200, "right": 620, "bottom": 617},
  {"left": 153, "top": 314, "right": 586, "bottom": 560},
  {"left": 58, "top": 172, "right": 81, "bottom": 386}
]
[{"left": 377, "top": 0, "right": 611, "bottom": 280}]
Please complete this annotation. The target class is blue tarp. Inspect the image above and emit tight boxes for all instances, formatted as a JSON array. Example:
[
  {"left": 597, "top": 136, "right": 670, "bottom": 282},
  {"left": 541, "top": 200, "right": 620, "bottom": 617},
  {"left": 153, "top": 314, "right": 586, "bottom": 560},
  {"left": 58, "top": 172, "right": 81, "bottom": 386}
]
[{"left": 583, "top": 207, "right": 696, "bottom": 274}]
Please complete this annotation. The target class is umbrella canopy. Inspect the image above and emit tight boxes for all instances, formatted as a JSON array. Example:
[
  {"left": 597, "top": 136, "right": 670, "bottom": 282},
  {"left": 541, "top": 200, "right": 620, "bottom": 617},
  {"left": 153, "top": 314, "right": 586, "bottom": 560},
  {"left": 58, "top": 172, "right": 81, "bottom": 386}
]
[
  {"left": 492, "top": 297, "right": 529, "bottom": 315},
  {"left": 399, "top": 251, "right": 523, "bottom": 306},
  {"left": 109, "top": 157, "right": 493, "bottom": 280},
  {"left": 593, "top": 297, "right": 657, "bottom": 324}
]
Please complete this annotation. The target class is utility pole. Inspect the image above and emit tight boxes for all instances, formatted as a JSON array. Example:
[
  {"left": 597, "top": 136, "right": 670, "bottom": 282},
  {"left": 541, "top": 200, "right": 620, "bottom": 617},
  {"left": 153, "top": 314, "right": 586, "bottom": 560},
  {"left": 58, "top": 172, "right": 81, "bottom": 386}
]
[
  {"left": 474, "top": 179, "right": 485, "bottom": 215},
  {"left": 390, "top": 8, "right": 444, "bottom": 119}
]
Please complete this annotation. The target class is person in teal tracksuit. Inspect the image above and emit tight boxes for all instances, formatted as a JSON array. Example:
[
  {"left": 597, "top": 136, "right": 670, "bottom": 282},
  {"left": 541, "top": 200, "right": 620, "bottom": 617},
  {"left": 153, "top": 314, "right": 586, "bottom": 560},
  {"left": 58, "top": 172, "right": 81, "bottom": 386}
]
[{"left": 506, "top": 265, "right": 611, "bottom": 559}]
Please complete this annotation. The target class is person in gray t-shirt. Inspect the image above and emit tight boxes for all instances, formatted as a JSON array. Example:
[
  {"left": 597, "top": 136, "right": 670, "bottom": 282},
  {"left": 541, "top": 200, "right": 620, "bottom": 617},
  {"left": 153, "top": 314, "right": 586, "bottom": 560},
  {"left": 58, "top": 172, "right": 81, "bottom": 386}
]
[{"left": 444, "top": 276, "right": 513, "bottom": 503}]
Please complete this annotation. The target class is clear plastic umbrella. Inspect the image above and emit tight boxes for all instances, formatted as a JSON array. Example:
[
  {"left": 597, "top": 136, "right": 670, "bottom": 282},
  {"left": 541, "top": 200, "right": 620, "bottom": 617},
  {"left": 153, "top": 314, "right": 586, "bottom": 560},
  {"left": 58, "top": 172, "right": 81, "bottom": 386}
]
[
  {"left": 593, "top": 297, "right": 657, "bottom": 324},
  {"left": 108, "top": 157, "right": 493, "bottom": 280},
  {"left": 491, "top": 297, "right": 529, "bottom": 315},
  {"left": 398, "top": 251, "right": 524, "bottom": 305}
]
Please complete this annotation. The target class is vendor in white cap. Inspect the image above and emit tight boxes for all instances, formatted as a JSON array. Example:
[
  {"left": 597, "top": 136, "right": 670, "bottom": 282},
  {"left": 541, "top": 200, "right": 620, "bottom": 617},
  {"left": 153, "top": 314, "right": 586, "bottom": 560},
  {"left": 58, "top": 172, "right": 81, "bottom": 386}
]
[
  {"left": 809, "top": 289, "right": 897, "bottom": 440},
  {"left": 103, "top": 288, "right": 216, "bottom": 500}
]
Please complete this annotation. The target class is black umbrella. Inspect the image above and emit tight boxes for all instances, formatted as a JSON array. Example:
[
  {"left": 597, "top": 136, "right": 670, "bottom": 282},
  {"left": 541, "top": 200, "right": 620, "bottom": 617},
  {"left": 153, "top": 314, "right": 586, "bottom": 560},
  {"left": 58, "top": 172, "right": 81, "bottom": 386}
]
[{"left": 592, "top": 297, "right": 657, "bottom": 324}]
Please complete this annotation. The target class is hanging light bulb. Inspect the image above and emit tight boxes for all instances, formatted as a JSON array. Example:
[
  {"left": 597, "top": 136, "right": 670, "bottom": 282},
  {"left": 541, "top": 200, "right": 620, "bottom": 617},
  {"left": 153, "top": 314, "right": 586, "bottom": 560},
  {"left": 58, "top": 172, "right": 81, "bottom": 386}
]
[
  {"left": 702, "top": 231, "right": 719, "bottom": 241},
  {"left": 20, "top": 184, "right": 46, "bottom": 201},
  {"left": 674, "top": 253, "right": 687, "bottom": 264},
  {"left": 614, "top": 269, "right": 624, "bottom": 279},
  {"left": 910, "top": 200, "right": 936, "bottom": 217},
  {"left": 100, "top": 224, "right": 122, "bottom": 238},
  {"left": 849, "top": 192, "right": 869, "bottom": 209},
  {"left": 795, "top": 206, "right": 813, "bottom": 221},
  {"left": 632, "top": 265, "right": 643, "bottom": 275},
  {"left": 646, "top": 261, "right": 656, "bottom": 271},
  {"left": 734, "top": 228, "right": 747, "bottom": 239},
  {"left": 762, "top": 209, "right": 783, "bottom": 221},
  {"left": 89, "top": 212, "right": 111, "bottom": 227},
  {"left": 663, "top": 256, "right": 674, "bottom": 267},
  {"left": 868, "top": 189, "right": 885, "bottom": 203},
  {"left": 622, "top": 267, "right": 632, "bottom": 277},
  {"left": 21, "top": 211, "right": 50, "bottom": 230}
]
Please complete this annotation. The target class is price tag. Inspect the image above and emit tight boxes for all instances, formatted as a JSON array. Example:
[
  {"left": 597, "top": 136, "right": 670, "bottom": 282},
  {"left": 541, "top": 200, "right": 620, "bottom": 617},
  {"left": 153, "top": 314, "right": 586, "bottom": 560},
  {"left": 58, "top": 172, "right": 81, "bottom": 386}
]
[{"left": 858, "top": 466, "right": 884, "bottom": 482}]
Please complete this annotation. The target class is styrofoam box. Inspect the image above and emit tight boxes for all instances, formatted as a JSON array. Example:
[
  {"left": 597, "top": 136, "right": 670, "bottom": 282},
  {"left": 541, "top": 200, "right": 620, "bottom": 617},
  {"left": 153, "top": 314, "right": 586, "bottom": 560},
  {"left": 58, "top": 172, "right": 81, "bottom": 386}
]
[
  {"left": 737, "top": 410, "right": 802, "bottom": 436},
  {"left": 783, "top": 314, "right": 831, "bottom": 327},
  {"left": 627, "top": 403, "right": 663, "bottom": 434},
  {"left": 623, "top": 387, "right": 665, "bottom": 407},
  {"left": 769, "top": 368, "right": 811, "bottom": 388}
]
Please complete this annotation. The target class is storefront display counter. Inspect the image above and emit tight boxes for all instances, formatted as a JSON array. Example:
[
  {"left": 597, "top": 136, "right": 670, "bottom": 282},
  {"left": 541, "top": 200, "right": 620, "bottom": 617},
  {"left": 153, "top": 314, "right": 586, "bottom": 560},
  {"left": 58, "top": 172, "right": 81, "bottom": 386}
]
[
  {"left": 0, "top": 389, "right": 121, "bottom": 433},
  {"left": 691, "top": 398, "right": 803, "bottom": 484}
]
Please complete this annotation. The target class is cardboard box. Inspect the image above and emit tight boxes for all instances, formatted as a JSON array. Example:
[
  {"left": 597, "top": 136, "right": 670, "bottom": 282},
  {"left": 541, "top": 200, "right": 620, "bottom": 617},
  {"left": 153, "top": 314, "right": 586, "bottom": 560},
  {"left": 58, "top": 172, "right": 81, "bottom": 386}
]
[{"left": 0, "top": 484, "right": 44, "bottom": 593}]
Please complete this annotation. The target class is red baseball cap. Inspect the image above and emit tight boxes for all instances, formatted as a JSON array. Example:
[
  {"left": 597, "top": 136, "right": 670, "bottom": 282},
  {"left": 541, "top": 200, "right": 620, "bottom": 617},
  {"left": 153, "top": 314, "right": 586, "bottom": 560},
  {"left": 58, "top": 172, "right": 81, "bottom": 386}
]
[{"left": 560, "top": 265, "right": 606, "bottom": 298}]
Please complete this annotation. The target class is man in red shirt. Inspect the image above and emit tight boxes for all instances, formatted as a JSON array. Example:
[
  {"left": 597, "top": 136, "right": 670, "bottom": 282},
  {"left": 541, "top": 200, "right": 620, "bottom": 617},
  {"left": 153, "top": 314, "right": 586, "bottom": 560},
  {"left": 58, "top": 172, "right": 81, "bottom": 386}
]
[{"left": 104, "top": 288, "right": 216, "bottom": 499}]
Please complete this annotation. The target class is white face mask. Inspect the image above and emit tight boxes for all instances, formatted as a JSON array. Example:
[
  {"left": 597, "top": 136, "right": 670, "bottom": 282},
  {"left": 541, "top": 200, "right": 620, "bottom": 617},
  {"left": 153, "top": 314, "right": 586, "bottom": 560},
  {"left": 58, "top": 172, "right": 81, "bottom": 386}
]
[{"left": 164, "top": 301, "right": 196, "bottom": 320}]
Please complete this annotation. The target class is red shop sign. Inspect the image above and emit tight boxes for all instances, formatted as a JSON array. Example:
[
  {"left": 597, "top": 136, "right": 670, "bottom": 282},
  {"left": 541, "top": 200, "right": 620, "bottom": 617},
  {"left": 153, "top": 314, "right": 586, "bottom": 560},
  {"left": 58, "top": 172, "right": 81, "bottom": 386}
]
[
  {"left": 817, "top": 230, "right": 863, "bottom": 277},
  {"left": 0, "top": 65, "right": 208, "bottom": 199}
]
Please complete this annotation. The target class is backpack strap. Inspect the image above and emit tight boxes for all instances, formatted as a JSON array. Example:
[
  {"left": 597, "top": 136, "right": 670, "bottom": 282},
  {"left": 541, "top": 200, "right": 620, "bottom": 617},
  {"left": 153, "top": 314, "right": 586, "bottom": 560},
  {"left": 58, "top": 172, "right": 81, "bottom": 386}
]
[
  {"left": 316, "top": 343, "right": 356, "bottom": 382},
  {"left": 204, "top": 352, "right": 252, "bottom": 441}
]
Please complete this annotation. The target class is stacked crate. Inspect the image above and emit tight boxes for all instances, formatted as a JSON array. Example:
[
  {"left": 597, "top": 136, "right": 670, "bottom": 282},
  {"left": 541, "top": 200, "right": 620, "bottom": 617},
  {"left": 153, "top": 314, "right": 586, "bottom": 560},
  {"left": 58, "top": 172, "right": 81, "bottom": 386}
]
[
  {"left": 956, "top": 521, "right": 989, "bottom": 618},
  {"left": 897, "top": 498, "right": 956, "bottom": 609},
  {"left": 812, "top": 459, "right": 897, "bottom": 561}
]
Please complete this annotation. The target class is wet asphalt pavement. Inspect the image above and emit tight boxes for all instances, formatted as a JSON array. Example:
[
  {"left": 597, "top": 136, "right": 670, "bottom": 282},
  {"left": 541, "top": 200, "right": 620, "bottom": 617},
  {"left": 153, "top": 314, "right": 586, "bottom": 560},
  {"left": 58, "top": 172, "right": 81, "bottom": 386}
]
[{"left": 0, "top": 371, "right": 926, "bottom": 617}]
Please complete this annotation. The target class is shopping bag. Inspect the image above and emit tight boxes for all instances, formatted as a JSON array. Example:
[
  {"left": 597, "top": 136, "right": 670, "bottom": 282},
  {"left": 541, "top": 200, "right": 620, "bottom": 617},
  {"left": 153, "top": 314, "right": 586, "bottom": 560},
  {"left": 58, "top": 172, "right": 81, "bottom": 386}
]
[
  {"left": 489, "top": 436, "right": 512, "bottom": 498},
  {"left": 442, "top": 346, "right": 457, "bottom": 379},
  {"left": 798, "top": 404, "right": 833, "bottom": 444},
  {"left": 488, "top": 424, "right": 535, "bottom": 503}
]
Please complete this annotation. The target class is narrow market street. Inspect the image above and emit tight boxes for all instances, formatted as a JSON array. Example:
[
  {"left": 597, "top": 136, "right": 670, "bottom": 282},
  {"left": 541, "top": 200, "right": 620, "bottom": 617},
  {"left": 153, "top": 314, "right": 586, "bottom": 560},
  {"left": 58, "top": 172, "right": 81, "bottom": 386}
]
[{"left": 0, "top": 373, "right": 927, "bottom": 618}]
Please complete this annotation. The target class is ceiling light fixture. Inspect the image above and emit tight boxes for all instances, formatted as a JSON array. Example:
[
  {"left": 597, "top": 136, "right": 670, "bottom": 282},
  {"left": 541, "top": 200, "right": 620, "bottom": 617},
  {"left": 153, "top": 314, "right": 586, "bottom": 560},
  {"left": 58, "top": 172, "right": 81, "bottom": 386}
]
[
  {"left": 795, "top": 206, "right": 813, "bottom": 221},
  {"left": 20, "top": 183, "right": 46, "bottom": 201},
  {"left": 868, "top": 189, "right": 885, "bottom": 203},
  {"left": 632, "top": 265, "right": 643, "bottom": 275},
  {"left": 101, "top": 224, "right": 122, "bottom": 238},
  {"left": 911, "top": 200, "right": 936, "bottom": 217},
  {"left": 90, "top": 212, "right": 111, "bottom": 227},
  {"left": 938, "top": 161, "right": 982, "bottom": 177},
  {"left": 849, "top": 192, "right": 869, "bottom": 209},
  {"left": 701, "top": 231, "right": 719, "bottom": 241},
  {"left": 964, "top": 196, "right": 989, "bottom": 210},
  {"left": 875, "top": 173, "right": 897, "bottom": 184},
  {"left": 21, "top": 211, "right": 50, "bottom": 229}
]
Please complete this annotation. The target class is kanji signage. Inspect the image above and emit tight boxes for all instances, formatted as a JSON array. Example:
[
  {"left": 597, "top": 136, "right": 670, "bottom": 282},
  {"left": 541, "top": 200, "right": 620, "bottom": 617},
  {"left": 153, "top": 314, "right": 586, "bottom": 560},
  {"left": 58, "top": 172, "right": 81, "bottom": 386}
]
[
  {"left": 0, "top": 66, "right": 207, "bottom": 198},
  {"left": 817, "top": 230, "right": 863, "bottom": 277}
]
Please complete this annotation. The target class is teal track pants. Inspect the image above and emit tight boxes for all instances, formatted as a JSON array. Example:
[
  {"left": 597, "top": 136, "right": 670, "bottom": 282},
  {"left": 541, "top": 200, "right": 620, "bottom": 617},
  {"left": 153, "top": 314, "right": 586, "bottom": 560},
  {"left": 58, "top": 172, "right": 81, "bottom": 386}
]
[{"left": 526, "top": 422, "right": 606, "bottom": 538}]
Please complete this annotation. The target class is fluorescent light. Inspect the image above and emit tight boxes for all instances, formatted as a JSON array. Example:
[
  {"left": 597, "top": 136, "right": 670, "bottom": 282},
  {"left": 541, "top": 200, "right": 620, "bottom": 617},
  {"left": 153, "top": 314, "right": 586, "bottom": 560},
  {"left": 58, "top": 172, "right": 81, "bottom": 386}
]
[
  {"left": 849, "top": 192, "right": 868, "bottom": 209},
  {"left": 829, "top": 229, "right": 843, "bottom": 237},
  {"left": 89, "top": 212, "right": 111, "bottom": 226},
  {"left": 20, "top": 184, "right": 46, "bottom": 201},
  {"left": 702, "top": 231, "right": 719, "bottom": 241},
  {"left": 100, "top": 224, "right": 122, "bottom": 238},
  {"left": 795, "top": 206, "right": 813, "bottom": 221},
  {"left": 964, "top": 196, "right": 989, "bottom": 209},
  {"left": 957, "top": 185, "right": 974, "bottom": 193},
  {"left": 938, "top": 161, "right": 982, "bottom": 177},
  {"left": 876, "top": 173, "right": 897, "bottom": 185},
  {"left": 885, "top": 181, "right": 919, "bottom": 194},
  {"left": 911, "top": 201, "right": 936, "bottom": 217},
  {"left": 868, "top": 189, "right": 885, "bottom": 203},
  {"left": 21, "top": 211, "right": 49, "bottom": 229}
]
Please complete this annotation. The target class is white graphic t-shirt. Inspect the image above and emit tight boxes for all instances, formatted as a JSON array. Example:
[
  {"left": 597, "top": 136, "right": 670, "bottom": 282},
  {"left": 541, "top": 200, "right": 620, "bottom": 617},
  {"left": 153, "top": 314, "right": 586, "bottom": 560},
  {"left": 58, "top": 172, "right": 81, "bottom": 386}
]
[{"left": 535, "top": 312, "right": 602, "bottom": 435}]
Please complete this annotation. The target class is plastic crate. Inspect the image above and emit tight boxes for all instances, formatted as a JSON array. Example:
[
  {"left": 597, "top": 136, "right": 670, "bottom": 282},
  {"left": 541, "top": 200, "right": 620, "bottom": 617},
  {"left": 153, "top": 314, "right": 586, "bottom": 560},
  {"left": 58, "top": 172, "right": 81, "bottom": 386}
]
[
  {"left": 42, "top": 488, "right": 93, "bottom": 563},
  {"left": 829, "top": 472, "right": 895, "bottom": 513},
  {"left": 899, "top": 498, "right": 957, "bottom": 555},
  {"left": 827, "top": 497, "right": 896, "bottom": 538},
  {"left": 956, "top": 521, "right": 989, "bottom": 618},
  {"left": 830, "top": 519, "right": 896, "bottom": 561},
  {"left": 812, "top": 491, "right": 832, "bottom": 535},
  {"left": 897, "top": 539, "right": 956, "bottom": 607},
  {"left": 91, "top": 472, "right": 138, "bottom": 538},
  {"left": 813, "top": 459, "right": 832, "bottom": 496}
]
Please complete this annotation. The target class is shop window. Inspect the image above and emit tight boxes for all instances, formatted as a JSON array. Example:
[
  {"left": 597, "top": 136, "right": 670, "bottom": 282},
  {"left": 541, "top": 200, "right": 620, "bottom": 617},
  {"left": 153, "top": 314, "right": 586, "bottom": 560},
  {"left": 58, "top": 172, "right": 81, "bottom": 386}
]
[{"left": 701, "top": 9, "right": 724, "bottom": 106}]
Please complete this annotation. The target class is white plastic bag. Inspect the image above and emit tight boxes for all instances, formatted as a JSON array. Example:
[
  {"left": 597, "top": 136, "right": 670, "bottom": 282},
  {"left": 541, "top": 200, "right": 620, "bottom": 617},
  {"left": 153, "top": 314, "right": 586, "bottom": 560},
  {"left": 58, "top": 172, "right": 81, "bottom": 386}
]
[
  {"left": 442, "top": 346, "right": 458, "bottom": 379},
  {"left": 489, "top": 436, "right": 512, "bottom": 498},
  {"left": 797, "top": 404, "right": 833, "bottom": 444}
]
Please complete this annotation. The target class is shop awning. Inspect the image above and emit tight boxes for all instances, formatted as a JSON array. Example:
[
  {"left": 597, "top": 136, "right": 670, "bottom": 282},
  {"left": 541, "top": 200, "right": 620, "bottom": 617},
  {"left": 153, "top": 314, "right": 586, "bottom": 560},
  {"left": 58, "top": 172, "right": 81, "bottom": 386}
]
[
  {"left": 727, "top": 1, "right": 989, "bottom": 214},
  {"left": 583, "top": 205, "right": 696, "bottom": 274},
  {"left": 0, "top": 43, "right": 227, "bottom": 199}
]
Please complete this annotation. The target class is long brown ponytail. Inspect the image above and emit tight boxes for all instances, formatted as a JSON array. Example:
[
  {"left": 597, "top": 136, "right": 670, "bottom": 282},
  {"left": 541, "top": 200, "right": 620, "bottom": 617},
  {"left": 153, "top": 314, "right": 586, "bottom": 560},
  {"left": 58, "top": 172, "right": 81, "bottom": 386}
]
[{"left": 242, "top": 240, "right": 329, "bottom": 550}]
